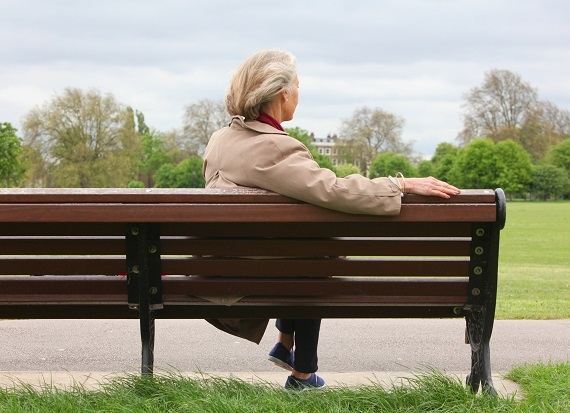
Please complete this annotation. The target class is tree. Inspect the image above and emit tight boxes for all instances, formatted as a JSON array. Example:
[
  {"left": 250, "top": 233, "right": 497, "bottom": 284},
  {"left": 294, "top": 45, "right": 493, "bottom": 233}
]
[
  {"left": 531, "top": 164, "right": 569, "bottom": 200},
  {"left": 449, "top": 139, "right": 497, "bottom": 189},
  {"left": 286, "top": 127, "right": 336, "bottom": 172},
  {"left": 336, "top": 163, "right": 361, "bottom": 177},
  {"left": 431, "top": 142, "right": 459, "bottom": 182},
  {"left": 22, "top": 88, "right": 139, "bottom": 187},
  {"left": 538, "top": 100, "right": 570, "bottom": 137},
  {"left": 335, "top": 137, "right": 370, "bottom": 174},
  {"left": 128, "top": 110, "right": 174, "bottom": 187},
  {"left": 547, "top": 139, "right": 570, "bottom": 176},
  {"left": 0, "top": 122, "right": 25, "bottom": 186},
  {"left": 181, "top": 99, "right": 228, "bottom": 155},
  {"left": 20, "top": 144, "right": 47, "bottom": 187},
  {"left": 494, "top": 140, "right": 533, "bottom": 196},
  {"left": 458, "top": 69, "right": 570, "bottom": 160},
  {"left": 137, "top": 130, "right": 171, "bottom": 187},
  {"left": 519, "top": 101, "right": 570, "bottom": 160},
  {"left": 154, "top": 156, "right": 205, "bottom": 188},
  {"left": 449, "top": 138, "right": 533, "bottom": 196},
  {"left": 369, "top": 152, "right": 415, "bottom": 179},
  {"left": 340, "top": 106, "right": 410, "bottom": 174},
  {"left": 459, "top": 69, "right": 538, "bottom": 144},
  {"left": 135, "top": 110, "right": 150, "bottom": 135},
  {"left": 416, "top": 160, "right": 434, "bottom": 177}
]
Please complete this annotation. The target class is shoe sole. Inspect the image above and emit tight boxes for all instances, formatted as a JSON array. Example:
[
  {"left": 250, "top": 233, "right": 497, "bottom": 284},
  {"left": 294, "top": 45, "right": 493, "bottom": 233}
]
[
  {"left": 285, "top": 382, "right": 327, "bottom": 391},
  {"left": 300, "top": 383, "right": 326, "bottom": 391},
  {"left": 268, "top": 355, "right": 293, "bottom": 372}
]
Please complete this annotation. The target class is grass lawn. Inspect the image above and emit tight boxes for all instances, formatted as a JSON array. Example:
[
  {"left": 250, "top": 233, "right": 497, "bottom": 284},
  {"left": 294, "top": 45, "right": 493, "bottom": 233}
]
[
  {"left": 496, "top": 201, "right": 570, "bottom": 319},
  {"left": 0, "top": 363, "right": 568, "bottom": 412}
]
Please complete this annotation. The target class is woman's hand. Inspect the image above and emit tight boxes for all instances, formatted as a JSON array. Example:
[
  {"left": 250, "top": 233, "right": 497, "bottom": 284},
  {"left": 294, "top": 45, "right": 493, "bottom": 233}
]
[{"left": 403, "top": 177, "right": 461, "bottom": 199}]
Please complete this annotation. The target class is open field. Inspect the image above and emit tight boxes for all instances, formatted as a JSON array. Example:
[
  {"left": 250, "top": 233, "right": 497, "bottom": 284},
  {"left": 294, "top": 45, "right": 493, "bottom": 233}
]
[
  {"left": 0, "top": 363, "right": 568, "bottom": 412},
  {"left": 496, "top": 201, "right": 570, "bottom": 319}
]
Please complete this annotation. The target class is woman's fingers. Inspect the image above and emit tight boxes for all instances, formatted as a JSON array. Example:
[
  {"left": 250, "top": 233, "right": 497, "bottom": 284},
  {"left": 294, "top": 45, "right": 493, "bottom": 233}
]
[
  {"left": 430, "top": 179, "right": 460, "bottom": 196},
  {"left": 405, "top": 177, "right": 460, "bottom": 198}
]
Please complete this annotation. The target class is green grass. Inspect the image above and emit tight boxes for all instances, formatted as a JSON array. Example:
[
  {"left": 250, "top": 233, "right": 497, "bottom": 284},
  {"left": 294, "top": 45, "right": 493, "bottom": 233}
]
[
  {"left": 0, "top": 363, "right": 568, "bottom": 412},
  {"left": 506, "top": 363, "right": 570, "bottom": 413},
  {"left": 496, "top": 201, "right": 570, "bottom": 319}
]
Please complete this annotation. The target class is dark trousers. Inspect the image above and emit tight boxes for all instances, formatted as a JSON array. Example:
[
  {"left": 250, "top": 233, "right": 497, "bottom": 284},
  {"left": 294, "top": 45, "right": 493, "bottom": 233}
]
[{"left": 275, "top": 318, "right": 321, "bottom": 373}]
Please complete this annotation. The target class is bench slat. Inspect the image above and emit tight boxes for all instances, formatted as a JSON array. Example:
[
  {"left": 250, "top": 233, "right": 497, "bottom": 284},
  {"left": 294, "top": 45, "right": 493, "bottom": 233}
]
[
  {"left": 0, "top": 304, "right": 462, "bottom": 319},
  {"left": 0, "top": 238, "right": 471, "bottom": 257},
  {"left": 0, "top": 203, "right": 496, "bottom": 223},
  {"left": 0, "top": 238, "right": 125, "bottom": 255},
  {"left": 0, "top": 276, "right": 468, "bottom": 298},
  {"left": 164, "top": 258, "right": 470, "bottom": 277},
  {"left": 162, "top": 238, "right": 471, "bottom": 257},
  {"left": 0, "top": 257, "right": 469, "bottom": 277},
  {"left": 0, "top": 222, "right": 473, "bottom": 237},
  {"left": 161, "top": 222, "right": 474, "bottom": 237}
]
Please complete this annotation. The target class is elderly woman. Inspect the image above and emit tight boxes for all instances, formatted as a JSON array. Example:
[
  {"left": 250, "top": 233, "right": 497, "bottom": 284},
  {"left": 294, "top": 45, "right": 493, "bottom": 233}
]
[{"left": 203, "top": 49, "right": 459, "bottom": 389}]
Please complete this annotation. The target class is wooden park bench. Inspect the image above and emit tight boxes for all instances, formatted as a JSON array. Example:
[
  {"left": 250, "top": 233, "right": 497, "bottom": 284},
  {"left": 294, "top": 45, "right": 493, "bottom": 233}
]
[{"left": 0, "top": 188, "right": 505, "bottom": 394}]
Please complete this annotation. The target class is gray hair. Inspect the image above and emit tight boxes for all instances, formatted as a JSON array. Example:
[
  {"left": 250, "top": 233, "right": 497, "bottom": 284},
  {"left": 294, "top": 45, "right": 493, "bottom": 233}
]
[{"left": 226, "top": 49, "right": 297, "bottom": 121}]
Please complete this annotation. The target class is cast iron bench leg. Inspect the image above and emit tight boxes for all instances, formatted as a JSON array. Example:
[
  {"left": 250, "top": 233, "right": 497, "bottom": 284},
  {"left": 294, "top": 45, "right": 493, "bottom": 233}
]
[
  {"left": 466, "top": 307, "right": 497, "bottom": 395},
  {"left": 127, "top": 223, "right": 162, "bottom": 376},
  {"left": 140, "top": 308, "right": 155, "bottom": 375}
]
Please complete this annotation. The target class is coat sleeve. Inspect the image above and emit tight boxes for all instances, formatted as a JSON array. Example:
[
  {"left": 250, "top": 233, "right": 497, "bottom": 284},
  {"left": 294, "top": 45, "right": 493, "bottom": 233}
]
[{"left": 245, "top": 135, "right": 402, "bottom": 215}]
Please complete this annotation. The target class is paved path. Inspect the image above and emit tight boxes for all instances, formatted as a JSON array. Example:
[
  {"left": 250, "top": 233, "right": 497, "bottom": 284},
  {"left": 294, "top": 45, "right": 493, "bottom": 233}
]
[{"left": 1, "top": 319, "right": 568, "bottom": 395}]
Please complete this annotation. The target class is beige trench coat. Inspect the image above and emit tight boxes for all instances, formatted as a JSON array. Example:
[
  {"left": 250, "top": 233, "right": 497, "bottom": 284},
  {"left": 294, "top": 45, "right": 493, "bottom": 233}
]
[{"left": 202, "top": 116, "right": 403, "bottom": 343}]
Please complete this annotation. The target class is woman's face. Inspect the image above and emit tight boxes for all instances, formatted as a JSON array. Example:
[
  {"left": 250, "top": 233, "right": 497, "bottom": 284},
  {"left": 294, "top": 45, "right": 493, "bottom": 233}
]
[{"left": 282, "top": 76, "right": 299, "bottom": 122}]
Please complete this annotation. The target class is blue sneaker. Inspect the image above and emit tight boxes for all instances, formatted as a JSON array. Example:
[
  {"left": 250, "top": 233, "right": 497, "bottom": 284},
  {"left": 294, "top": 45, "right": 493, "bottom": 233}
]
[
  {"left": 268, "top": 342, "right": 294, "bottom": 371},
  {"left": 285, "top": 373, "right": 326, "bottom": 390}
]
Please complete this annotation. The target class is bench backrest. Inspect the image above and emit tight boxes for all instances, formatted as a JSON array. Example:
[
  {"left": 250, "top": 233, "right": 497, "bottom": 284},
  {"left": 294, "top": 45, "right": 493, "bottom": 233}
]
[{"left": 0, "top": 188, "right": 505, "bottom": 320}]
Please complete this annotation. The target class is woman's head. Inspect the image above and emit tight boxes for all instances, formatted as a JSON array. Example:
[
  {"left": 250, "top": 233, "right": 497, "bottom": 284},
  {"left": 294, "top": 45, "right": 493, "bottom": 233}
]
[{"left": 226, "top": 49, "right": 298, "bottom": 121}]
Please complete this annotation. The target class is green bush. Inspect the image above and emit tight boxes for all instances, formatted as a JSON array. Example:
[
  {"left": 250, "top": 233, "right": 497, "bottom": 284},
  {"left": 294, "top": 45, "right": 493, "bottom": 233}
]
[
  {"left": 369, "top": 152, "right": 415, "bottom": 179},
  {"left": 531, "top": 164, "right": 569, "bottom": 200},
  {"left": 336, "top": 163, "right": 361, "bottom": 177},
  {"left": 154, "top": 156, "right": 205, "bottom": 188}
]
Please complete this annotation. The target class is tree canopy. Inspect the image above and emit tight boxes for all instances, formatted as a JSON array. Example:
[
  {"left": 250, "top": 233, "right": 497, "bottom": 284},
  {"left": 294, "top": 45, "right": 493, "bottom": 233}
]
[
  {"left": 494, "top": 140, "right": 533, "bottom": 195},
  {"left": 449, "top": 139, "right": 497, "bottom": 189},
  {"left": 531, "top": 164, "right": 568, "bottom": 200},
  {"left": 459, "top": 69, "right": 538, "bottom": 143},
  {"left": 547, "top": 138, "right": 570, "bottom": 175},
  {"left": 336, "top": 163, "right": 361, "bottom": 177},
  {"left": 369, "top": 152, "right": 415, "bottom": 179},
  {"left": 339, "top": 107, "right": 410, "bottom": 174},
  {"left": 181, "top": 99, "right": 228, "bottom": 156},
  {"left": 458, "top": 69, "right": 570, "bottom": 160},
  {"left": 0, "top": 122, "right": 24, "bottom": 186},
  {"left": 154, "top": 156, "right": 205, "bottom": 188},
  {"left": 22, "top": 88, "right": 139, "bottom": 187}
]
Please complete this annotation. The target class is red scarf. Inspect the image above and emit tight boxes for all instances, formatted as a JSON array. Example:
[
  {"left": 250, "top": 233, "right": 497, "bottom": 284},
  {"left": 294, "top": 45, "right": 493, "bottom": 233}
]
[{"left": 257, "top": 112, "right": 284, "bottom": 131}]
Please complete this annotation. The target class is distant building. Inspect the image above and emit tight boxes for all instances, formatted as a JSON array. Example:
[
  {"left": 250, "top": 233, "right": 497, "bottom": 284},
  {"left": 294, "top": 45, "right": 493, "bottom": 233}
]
[
  {"left": 312, "top": 134, "right": 340, "bottom": 165},
  {"left": 311, "top": 134, "right": 365, "bottom": 172}
]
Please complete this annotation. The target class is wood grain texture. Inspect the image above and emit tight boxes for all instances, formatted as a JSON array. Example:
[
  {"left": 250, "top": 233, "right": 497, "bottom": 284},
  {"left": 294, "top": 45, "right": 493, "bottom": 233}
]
[
  {"left": 0, "top": 203, "right": 496, "bottom": 223},
  {"left": 0, "top": 276, "right": 468, "bottom": 299},
  {"left": 0, "top": 257, "right": 469, "bottom": 277},
  {"left": 0, "top": 237, "right": 470, "bottom": 256},
  {"left": 0, "top": 304, "right": 461, "bottom": 319}
]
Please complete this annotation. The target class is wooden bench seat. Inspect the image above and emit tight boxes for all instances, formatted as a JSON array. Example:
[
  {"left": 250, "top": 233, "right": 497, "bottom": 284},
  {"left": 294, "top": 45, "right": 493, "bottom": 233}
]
[{"left": 0, "top": 188, "right": 506, "bottom": 394}]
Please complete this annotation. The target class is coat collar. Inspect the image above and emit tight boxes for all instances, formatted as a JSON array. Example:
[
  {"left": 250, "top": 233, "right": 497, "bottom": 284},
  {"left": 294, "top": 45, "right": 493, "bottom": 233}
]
[{"left": 230, "top": 115, "right": 289, "bottom": 135}]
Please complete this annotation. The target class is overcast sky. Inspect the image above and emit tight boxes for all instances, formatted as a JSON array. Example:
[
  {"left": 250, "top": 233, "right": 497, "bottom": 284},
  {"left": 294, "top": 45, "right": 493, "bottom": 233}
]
[{"left": 1, "top": 0, "right": 569, "bottom": 156}]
